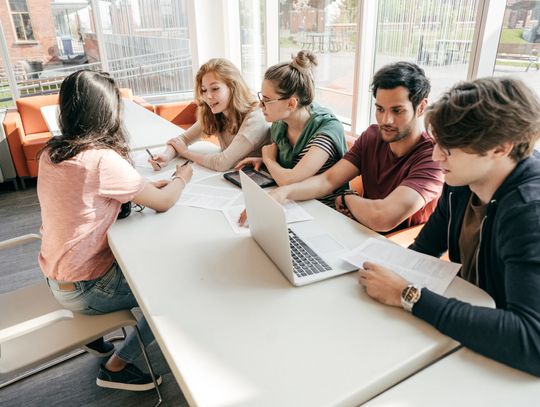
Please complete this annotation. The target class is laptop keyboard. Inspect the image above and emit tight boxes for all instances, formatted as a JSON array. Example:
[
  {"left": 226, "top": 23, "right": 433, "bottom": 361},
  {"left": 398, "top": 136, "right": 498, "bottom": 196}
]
[{"left": 288, "top": 229, "right": 332, "bottom": 278}]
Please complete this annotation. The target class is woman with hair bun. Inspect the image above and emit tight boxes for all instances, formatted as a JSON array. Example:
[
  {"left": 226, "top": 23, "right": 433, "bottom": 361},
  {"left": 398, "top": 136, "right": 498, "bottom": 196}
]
[{"left": 236, "top": 50, "right": 347, "bottom": 213}]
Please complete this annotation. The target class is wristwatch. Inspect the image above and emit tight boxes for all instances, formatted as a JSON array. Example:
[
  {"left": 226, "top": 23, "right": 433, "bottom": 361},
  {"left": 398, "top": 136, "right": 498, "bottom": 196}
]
[{"left": 400, "top": 284, "right": 422, "bottom": 312}]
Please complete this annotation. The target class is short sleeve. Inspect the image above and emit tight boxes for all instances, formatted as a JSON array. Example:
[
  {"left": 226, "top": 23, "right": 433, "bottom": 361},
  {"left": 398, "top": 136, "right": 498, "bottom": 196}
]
[
  {"left": 98, "top": 150, "right": 145, "bottom": 203},
  {"left": 343, "top": 127, "right": 370, "bottom": 171},
  {"left": 399, "top": 149, "right": 444, "bottom": 204},
  {"left": 306, "top": 133, "right": 339, "bottom": 159}
]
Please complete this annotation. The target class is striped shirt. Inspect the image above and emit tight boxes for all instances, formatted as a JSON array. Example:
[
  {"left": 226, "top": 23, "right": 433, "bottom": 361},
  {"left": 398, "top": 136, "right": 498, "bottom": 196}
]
[{"left": 292, "top": 133, "right": 343, "bottom": 208}]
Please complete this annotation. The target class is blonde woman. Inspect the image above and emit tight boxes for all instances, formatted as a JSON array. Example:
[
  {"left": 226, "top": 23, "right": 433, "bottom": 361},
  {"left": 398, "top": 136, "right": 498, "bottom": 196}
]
[{"left": 149, "top": 58, "right": 270, "bottom": 172}]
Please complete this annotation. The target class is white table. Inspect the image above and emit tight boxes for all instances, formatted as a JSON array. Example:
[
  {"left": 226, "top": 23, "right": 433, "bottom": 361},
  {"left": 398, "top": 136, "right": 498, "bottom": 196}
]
[
  {"left": 40, "top": 99, "right": 183, "bottom": 151},
  {"left": 108, "top": 174, "right": 494, "bottom": 407},
  {"left": 364, "top": 347, "right": 540, "bottom": 406}
]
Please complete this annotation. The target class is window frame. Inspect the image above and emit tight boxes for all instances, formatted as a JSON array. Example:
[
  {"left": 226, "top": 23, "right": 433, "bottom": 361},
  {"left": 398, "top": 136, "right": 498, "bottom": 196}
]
[{"left": 7, "top": 0, "right": 36, "bottom": 42}]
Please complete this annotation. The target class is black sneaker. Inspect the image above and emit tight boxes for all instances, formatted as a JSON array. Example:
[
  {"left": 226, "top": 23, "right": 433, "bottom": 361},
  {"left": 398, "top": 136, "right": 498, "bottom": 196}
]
[
  {"left": 96, "top": 363, "right": 162, "bottom": 391},
  {"left": 83, "top": 337, "right": 115, "bottom": 357}
]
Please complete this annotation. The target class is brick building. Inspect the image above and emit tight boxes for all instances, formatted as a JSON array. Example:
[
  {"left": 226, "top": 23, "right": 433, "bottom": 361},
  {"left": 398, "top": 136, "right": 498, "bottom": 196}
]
[{"left": 0, "top": 0, "right": 57, "bottom": 67}]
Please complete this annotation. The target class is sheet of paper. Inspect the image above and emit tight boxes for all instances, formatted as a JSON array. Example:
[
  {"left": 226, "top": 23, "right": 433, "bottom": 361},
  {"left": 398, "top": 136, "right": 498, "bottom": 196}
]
[
  {"left": 132, "top": 148, "right": 160, "bottom": 168},
  {"left": 342, "top": 238, "right": 461, "bottom": 294},
  {"left": 131, "top": 148, "right": 163, "bottom": 178},
  {"left": 176, "top": 184, "right": 241, "bottom": 211},
  {"left": 222, "top": 200, "right": 314, "bottom": 234},
  {"left": 282, "top": 201, "right": 314, "bottom": 224},
  {"left": 145, "top": 162, "right": 219, "bottom": 184}
]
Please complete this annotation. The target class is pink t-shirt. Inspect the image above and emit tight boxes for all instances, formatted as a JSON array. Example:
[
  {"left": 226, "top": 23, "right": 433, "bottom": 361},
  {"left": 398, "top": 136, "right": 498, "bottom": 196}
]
[
  {"left": 344, "top": 125, "right": 444, "bottom": 230},
  {"left": 37, "top": 149, "right": 145, "bottom": 282}
]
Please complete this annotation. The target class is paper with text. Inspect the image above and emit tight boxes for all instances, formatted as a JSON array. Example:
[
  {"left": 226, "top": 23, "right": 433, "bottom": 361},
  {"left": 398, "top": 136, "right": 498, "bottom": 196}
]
[
  {"left": 342, "top": 238, "right": 460, "bottom": 294},
  {"left": 176, "top": 184, "right": 241, "bottom": 211},
  {"left": 222, "top": 201, "right": 314, "bottom": 234}
]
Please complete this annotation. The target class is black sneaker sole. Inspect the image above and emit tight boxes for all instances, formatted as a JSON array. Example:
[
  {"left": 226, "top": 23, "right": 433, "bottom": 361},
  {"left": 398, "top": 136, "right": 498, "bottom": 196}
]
[{"left": 96, "top": 375, "right": 162, "bottom": 392}]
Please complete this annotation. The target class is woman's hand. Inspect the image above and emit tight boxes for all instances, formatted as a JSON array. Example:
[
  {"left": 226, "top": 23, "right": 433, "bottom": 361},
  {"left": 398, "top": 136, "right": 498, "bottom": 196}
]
[
  {"left": 169, "top": 138, "right": 189, "bottom": 157},
  {"left": 268, "top": 186, "right": 290, "bottom": 205},
  {"left": 148, "top": 153, "right": 170, "bottom": 171},
  {"left": 174, "top": 162, "right": 193, "bottom": 185},
  {"left": 235, "top": 157, "right": 263, "bottom": 171},
  {"left": 358, "top": 262, "right": 408, "bottom": 307},
  {"left": 262, "top": 143, "right": 278, "bottom": 162}
]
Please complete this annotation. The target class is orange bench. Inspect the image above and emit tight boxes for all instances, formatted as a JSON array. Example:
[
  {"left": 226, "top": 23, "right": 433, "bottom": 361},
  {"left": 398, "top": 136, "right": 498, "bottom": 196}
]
[{"left": 3, "top": 89, "right": 152, "bottom": 181}]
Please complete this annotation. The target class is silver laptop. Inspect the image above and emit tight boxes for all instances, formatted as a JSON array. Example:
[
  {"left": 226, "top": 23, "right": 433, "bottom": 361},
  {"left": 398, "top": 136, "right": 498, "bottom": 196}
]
[{"left": 240, "top": 171, "right": 356, "bottom": 286}]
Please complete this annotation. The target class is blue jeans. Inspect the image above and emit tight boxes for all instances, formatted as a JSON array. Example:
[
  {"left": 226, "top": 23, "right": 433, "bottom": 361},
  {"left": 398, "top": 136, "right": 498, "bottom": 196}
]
[{"left": 47, "top": 262, "right": 154, "bottom": 364}]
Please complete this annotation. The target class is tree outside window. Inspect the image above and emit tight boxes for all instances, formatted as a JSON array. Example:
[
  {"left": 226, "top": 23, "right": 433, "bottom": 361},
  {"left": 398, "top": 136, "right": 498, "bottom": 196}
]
[{"left": 9, "top": 0, "right": 35, "bottom": 41}]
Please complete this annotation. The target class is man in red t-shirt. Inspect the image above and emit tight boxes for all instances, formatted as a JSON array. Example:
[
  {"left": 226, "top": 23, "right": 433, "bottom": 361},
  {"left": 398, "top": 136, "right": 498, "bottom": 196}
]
[{"left": 271, "top": 61, "right": 444, "bottom": 233}]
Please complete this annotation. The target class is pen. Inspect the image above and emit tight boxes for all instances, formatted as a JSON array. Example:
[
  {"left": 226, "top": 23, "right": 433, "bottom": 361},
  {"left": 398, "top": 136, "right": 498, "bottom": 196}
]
[
  {"left": 145, "top": 148, "right": 161, "bottom": 169},
  {"left": 172, "top": 160, "right": 192, "bottom": 179}
]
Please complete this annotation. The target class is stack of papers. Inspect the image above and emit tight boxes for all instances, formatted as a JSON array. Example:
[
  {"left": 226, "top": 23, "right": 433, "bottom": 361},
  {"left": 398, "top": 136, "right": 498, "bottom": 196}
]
[
  {"left": 131, "top": 148, "right": 315, "bottom": 234},
  {"left": 342, "top": 238, "right": 460, "bottom": 294}
]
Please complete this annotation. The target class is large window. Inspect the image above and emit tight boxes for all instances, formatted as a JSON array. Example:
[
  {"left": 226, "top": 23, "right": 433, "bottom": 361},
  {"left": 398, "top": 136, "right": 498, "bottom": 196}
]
[
  {"left": 275, "top": 1, "right": 479, "bottom": 128},
  {"left": 0, "top": 0, "right": 193, "bottom": 105},
  {"left": 96, "top": 0, "right": 193, "bottom": 99},
  {"left": 493, "top": 1, "right": 540, "bottom": 98},
  {"left": 0, "top": 59, "right": 14, "bottom": 108},
  {"left": 374, "top": 0, "right": 479, "bottom": 117},
  {"left": 278, "top": 0, "right": 358, "bottom": 122},
  {"left": 239, "top": 0, "right": 267, "bottom": 90},
  {"left": 9, "top": 0, "right": 35, "bottom": 41}
]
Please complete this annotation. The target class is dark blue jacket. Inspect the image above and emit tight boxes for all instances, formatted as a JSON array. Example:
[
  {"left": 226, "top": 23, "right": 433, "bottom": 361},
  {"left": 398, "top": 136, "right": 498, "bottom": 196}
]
[{"left": 410, "top": 152, "right": 540, "bottom": 376}]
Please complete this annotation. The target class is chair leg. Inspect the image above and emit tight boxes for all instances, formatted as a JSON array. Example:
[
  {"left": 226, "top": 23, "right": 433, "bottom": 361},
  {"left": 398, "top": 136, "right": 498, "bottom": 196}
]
[{"left": 133, "top": 325, "right": 163, "bottom": 407}]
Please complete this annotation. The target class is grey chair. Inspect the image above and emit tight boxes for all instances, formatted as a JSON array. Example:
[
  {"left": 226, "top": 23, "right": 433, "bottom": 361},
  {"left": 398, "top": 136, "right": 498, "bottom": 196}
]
[{"left": 0, "top": 234, "right": 162, "bottom": 406}]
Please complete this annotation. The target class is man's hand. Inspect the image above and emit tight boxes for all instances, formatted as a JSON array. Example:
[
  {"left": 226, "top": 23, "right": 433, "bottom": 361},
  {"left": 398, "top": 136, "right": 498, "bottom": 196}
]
[
  {"left": 335, "top": 194, "right": 354, "bottom": 219},
  {"left": 268, "top": 187, "right": 290, "bottom": 205},
  {"left": 238, "top": 208, "right": 248, "bottom": 226},
  {"left": 358, "top": 261, "right": 409, "bottom": 307}
]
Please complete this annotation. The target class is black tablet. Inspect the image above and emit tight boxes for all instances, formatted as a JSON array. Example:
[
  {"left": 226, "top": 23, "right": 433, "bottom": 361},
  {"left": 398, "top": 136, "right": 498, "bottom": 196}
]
[{"left": 223, "top": 167, "right": 276, "bottom": 188}]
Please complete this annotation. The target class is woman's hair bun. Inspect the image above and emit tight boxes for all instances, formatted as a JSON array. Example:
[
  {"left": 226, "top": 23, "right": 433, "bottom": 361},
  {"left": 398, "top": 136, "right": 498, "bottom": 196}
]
[{"left": 290, "top": 50, "right": 318, "bottom": 72}]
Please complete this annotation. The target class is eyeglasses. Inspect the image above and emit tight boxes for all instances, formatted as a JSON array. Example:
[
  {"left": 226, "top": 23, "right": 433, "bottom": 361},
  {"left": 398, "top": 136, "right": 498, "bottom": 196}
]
[{"left": 257, "top": 92, "right": 287, "bottom": 107}]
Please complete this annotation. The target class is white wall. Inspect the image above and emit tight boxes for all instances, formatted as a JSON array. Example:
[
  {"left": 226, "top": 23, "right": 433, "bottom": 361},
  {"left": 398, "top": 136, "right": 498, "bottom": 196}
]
[{"left": 188, "top": 0, "right": 241, "bottom": 74}]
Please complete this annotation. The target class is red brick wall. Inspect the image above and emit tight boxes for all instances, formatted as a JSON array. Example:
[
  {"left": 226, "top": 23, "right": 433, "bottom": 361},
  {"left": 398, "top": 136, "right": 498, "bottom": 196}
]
[{"left": 0, "top": 0, "right": 57, "bottom": 65}]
